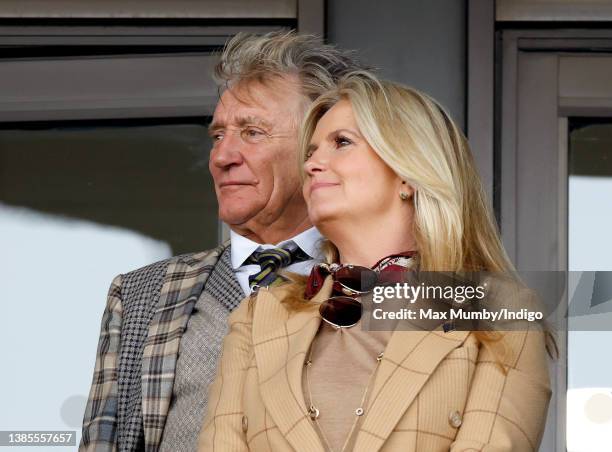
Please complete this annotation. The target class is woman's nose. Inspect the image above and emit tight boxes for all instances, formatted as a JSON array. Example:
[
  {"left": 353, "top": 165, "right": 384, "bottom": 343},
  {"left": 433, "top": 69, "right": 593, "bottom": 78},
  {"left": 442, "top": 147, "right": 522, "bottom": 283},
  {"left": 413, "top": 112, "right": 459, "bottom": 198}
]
[
  {"left": 304, "top": 160, "right": 323, "bottom": 175},
  {"left": 303, "top": 148, "right": 328, "bottom": 175}
]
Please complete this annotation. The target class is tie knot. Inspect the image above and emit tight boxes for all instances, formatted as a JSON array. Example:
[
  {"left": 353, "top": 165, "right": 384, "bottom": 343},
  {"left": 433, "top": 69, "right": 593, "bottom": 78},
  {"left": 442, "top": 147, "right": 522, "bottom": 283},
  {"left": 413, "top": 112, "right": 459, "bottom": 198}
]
[
  {"left": 246, "top": 241, "right": 309, "bottom": 271},
  {"left": 245, "top": 241, "right": 310, "bottom": 291}
]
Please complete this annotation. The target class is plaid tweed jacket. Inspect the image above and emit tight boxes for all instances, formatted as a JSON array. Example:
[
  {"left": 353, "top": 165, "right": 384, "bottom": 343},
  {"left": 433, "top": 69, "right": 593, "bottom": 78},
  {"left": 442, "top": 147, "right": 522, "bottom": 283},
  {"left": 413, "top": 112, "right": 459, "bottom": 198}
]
[
  {"left": 199, "top": 275, "right": 552, "bottom": 451},
  {"left": 81, "top": 242, "right": 234, "bottom": 452}
]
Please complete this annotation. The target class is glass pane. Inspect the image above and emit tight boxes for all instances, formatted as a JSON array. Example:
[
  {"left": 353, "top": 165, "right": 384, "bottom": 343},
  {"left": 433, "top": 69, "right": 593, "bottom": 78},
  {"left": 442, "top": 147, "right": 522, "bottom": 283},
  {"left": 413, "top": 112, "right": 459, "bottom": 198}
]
[
  {"left": 0, "top": 120, "right": 217, "bottom": 447},
  {"left": 567, "top": 119, "right": 612, "bottom": 451}
]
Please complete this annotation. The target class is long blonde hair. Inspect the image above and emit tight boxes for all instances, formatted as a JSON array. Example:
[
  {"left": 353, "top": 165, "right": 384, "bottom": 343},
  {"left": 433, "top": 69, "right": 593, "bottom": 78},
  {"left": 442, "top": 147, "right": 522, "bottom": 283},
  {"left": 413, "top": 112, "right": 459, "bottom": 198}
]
[
  {"left": 299, "top": 71, "right": 513, "bottom": 273},
  {"left": 283, "top": 72, "right": 557, "bottom": 363}
]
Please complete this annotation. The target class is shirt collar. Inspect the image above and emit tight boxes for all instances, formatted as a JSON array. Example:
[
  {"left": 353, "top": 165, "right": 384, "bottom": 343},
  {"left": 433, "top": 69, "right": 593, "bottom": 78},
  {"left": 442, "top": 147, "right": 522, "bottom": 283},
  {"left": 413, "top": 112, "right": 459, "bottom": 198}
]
[{"left": 230, "top": 227, "right": 323, "bottom": 270}]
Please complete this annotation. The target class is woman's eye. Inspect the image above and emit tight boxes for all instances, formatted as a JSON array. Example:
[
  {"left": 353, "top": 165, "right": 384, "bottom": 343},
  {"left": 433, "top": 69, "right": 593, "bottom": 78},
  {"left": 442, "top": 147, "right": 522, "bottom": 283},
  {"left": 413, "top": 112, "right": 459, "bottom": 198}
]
[{"left": 335, "top": 135, "right": 352, "bottom": 147}]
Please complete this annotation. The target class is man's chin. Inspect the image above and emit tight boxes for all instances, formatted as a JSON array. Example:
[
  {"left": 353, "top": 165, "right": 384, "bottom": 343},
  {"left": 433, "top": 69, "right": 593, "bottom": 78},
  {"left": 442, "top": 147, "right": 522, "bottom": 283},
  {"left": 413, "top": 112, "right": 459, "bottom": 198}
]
[{"left": 218, "top": 208, "right": 260, "bottom": 227}]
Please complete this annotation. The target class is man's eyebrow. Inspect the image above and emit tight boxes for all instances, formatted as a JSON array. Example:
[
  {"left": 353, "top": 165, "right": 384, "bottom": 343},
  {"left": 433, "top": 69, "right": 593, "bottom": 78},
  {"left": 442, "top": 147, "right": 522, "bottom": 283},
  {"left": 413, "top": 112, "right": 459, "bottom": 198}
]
[
  {"left": 236, "top": 116, "right": 273, "bottom": 129},
  {"left": 208, "top": 116, "right": 273, "bottom": 135},
  {"left": 208, "top": 120, "right": 226, "bottom": 135}
]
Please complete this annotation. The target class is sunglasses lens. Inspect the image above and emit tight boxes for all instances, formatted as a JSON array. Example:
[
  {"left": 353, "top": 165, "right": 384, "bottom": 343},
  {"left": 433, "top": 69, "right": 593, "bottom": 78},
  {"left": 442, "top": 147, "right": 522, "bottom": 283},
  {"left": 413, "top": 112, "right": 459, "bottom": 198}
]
[
  {"left": 335, "top": 266, "right": 378, "bottom": 293},
  {"left": 319, "top": 296, "right": 362, "bottom": 327}
]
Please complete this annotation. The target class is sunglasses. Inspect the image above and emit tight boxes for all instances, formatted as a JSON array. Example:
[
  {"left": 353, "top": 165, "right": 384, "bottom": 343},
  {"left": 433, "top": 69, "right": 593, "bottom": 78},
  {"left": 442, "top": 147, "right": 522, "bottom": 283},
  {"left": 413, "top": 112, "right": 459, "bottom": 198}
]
[{"left": 318, "top": 264, "right": 379, "bottom": 328}]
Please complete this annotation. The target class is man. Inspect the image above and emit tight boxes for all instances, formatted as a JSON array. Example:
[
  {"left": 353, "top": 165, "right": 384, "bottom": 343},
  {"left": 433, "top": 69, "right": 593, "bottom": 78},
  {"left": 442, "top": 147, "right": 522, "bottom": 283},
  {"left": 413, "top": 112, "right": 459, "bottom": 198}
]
[{"left": 80, "top": 31, "right": 365, "bottom": 452}]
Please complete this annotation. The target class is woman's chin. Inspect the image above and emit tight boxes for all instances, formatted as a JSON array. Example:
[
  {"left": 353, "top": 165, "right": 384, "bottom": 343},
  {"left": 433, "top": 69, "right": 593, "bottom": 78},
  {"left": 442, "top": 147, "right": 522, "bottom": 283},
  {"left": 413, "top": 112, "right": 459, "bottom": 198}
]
[{"left": 308, "top": 208, "right": 343, "bottom": 230}]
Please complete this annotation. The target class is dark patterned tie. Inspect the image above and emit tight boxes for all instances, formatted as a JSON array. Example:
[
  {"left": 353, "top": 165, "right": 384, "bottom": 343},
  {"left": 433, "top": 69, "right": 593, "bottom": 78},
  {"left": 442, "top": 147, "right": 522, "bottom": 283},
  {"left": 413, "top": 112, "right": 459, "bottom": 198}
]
[{"left": 245, "top": 241, "right": 310, "bottom": 291}]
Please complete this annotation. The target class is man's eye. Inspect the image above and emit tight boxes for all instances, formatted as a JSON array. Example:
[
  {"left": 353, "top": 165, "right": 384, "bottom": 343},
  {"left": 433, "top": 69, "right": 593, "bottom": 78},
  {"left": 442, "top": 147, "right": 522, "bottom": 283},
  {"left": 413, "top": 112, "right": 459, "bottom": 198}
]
[
  {"left": 209, "top": 131, "right": 223, "bottom": 142},
  {"left": 244, "top": 127, "right": 265, "bottom": 137},
  {"left": 240, "top": 127, "right": 267, "bottom": 143}
]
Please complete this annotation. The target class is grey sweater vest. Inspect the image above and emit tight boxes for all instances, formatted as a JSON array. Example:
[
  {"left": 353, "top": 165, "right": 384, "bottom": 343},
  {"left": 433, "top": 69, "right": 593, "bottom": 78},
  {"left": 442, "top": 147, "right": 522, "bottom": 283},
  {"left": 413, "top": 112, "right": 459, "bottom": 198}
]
[{"left": 159, "top": 247, "right": 245, "bottom": 451}]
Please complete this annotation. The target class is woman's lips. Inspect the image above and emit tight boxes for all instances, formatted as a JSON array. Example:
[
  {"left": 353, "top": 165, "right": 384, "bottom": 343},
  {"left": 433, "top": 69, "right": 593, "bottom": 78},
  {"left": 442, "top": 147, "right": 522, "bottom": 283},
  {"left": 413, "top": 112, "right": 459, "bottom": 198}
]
[{"left": 310, "top": 182, "right": 340, "bottom": 194}]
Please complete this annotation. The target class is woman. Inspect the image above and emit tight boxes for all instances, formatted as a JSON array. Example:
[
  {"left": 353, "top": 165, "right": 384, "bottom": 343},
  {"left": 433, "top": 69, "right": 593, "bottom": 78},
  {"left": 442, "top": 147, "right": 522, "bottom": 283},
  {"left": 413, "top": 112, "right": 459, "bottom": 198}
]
[{"left": 198, "top": 72, "right": 552, "bottom": 451}]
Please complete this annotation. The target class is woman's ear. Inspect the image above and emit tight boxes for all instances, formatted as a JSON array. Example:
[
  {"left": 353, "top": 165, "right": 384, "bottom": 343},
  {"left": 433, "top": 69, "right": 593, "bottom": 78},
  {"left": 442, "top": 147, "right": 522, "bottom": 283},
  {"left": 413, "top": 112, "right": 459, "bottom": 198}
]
[{"left": 399, "top": 180, "right": 414, "bottom": 200}]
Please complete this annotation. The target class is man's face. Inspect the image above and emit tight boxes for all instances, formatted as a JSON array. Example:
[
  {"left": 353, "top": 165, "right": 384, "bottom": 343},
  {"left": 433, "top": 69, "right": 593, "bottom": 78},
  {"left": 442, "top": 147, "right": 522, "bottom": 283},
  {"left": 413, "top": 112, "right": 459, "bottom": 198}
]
[{"left": 208, "top": 77, "right": 307, "bottom": 230}]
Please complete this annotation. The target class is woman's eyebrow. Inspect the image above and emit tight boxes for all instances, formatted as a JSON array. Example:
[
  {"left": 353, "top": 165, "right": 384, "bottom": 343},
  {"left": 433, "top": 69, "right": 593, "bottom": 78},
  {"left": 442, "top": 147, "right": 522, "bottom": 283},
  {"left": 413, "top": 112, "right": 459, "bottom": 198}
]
[{"left": 327, "top": 128, "right": 361, "bottom": 139}]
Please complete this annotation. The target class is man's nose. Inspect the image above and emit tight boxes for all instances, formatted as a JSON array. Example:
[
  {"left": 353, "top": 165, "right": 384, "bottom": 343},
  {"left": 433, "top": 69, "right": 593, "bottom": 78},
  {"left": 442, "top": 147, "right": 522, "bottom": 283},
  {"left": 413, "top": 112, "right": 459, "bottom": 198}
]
[{"left": 210, "top": 133, "right": 244, "bottom": 169}]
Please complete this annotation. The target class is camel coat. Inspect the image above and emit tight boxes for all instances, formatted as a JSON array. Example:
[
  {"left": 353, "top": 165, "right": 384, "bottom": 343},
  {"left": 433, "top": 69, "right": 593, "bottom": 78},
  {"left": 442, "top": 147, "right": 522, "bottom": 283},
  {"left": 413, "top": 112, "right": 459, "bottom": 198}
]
[{"left": 199, "top": 275, "right": 552, "bottom": 451}]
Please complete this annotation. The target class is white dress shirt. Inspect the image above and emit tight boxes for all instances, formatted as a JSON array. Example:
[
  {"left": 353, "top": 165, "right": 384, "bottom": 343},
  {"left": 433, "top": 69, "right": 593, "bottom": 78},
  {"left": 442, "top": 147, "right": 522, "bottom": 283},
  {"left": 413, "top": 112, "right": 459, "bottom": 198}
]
[{"left": 230, "top": 227, "right": 324, "bottom": 295}]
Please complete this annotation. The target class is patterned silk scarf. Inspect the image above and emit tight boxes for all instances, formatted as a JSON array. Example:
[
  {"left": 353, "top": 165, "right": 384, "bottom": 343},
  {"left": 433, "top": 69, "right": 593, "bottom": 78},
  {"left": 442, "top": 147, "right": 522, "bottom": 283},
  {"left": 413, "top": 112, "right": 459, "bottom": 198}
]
[{"left": 304, "top": 251, "right": 418, "bottom": 299}]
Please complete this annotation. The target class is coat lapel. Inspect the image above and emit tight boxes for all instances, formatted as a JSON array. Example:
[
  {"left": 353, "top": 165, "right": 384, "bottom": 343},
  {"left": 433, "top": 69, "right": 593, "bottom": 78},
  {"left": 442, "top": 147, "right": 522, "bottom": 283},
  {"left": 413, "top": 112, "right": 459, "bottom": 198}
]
[
  {"left": 252, "top": 277, "right": 334, "bottom": 452},
  {"left": 141, "top": 242, "right": 229, "bottom": 450},
  {"left": 251, "top": 273, "right": 470, "bottom": 452},
  {"left": 353, "top": 324, "right": 470, "bottom": 452}
]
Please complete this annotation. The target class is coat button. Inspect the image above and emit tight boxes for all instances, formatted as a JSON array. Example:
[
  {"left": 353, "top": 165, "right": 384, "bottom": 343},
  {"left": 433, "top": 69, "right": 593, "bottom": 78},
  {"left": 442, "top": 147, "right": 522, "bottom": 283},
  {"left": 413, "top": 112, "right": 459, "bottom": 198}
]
[
  {"left": 449, "top": 410, "right": 462, "bottom": 428},
  {"left": 242, "top": 415, "right": 248, "bottom": 432}
]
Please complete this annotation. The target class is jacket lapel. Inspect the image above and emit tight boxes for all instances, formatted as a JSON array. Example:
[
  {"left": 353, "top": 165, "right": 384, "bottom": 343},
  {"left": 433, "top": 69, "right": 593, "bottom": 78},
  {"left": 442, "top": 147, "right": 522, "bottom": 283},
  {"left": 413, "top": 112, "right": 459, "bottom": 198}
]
[
  {"left": 141, "top": 242, "right": 229, "bottom": 450},
  {"left": 251, "top": 274, "right": 470, "bottom": 452},
  {"left": 353, "top": 325, "right": 470, "bottom": 452},
  {"left": 252, "top": 277, "right": 334, "bottom": 452}
]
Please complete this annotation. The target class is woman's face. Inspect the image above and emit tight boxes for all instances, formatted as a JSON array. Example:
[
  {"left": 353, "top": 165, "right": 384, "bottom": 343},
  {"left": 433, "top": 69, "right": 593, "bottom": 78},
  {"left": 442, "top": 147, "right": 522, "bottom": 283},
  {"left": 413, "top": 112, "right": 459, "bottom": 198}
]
[{"left": 303, "top": 99, "right": 408, "bottom": 228}]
